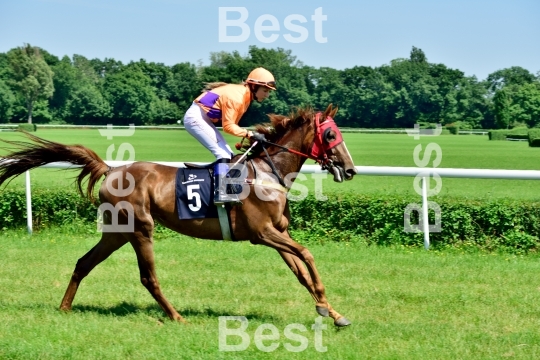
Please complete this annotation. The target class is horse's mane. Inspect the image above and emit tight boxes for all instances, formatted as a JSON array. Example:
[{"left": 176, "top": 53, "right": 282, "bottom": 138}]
[
  {"left": 202, "top": 82, "right": 229, "bottom": 91},
  {"left": 252, "top": 106, "right": 316, "bottom": 143}
]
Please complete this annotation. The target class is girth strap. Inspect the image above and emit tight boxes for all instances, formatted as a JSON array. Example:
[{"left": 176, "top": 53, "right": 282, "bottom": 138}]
[{"left": 216, "top": 204, "right": 233, "bottom": 241}]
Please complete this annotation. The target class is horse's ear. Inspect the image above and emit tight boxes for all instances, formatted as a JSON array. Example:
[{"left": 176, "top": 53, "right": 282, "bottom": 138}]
[
  {"left": 324, "top": 104, "right": 338, "bottom": 119},
  {"left": 323, "top": 104, "right": 332, "bottom": 119},
  {"left": 329, "top": 105, "right": 339, "bottom": 119}
]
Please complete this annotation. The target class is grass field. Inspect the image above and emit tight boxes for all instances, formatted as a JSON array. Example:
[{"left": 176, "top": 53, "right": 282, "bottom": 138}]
[
  {"left": 1, "top": 228, "right": 540, "bottom": 359},
  {"left": 1, "top": 129, "right": 540, "bottom": 200},
  {"left": 2, "top": 130, "right": 540, "bottom": 359}
]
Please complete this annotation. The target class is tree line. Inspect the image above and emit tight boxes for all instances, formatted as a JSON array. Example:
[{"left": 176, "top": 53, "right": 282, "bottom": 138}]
[{"left": 0, "top": 44, "right": 539, "bottom": 129}]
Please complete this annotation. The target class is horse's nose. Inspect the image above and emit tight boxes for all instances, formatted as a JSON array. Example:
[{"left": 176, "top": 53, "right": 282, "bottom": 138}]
[
  {"left": 346, "top": 167, "right": 357, "bottom": 176},
  {"left": 345, "top": 167, "right": 357, "bottom": 180}
]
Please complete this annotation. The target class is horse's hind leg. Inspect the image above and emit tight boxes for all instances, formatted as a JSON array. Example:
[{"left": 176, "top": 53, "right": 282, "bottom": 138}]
[
  {"left": 60, "top": 232, "right": 128, "bottom": 311},
  {"left": 126, "top": 230, "right": 185, "bottom": 323},
  {"left": 278, "top": 250, "right": 351, "bottom": 327}
]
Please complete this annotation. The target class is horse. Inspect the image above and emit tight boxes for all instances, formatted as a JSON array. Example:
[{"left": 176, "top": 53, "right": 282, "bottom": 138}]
[{"left": 0, "top": 104, "right": 357, "bottom": 327}]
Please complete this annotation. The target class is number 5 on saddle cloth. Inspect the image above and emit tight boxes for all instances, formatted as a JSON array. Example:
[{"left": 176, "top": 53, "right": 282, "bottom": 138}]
[{"left": 175, "top": 161, "right": 244, "bottom": 220}]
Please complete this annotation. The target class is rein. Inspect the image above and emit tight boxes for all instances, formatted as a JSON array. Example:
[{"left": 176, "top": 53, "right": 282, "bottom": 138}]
[
  {"left": 239, "top": 112, "right": 343, "bottom": 191},
  {"left": 257, "top": 139, "right": 317, "bottom": 162},
  {"left": 256, "top": 112, "right": 340, "bottom": 170}
]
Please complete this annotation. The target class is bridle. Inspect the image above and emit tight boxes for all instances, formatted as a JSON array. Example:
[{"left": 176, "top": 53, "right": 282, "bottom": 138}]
[
  {"left": 256, "top": 112, "right": 344, "bottom": 168},
  {"left": 239, "top": 112, "right": 344, "bottom": 189},
  {"left": 309, "top": 112, "right": 344, "bottom": 170}
]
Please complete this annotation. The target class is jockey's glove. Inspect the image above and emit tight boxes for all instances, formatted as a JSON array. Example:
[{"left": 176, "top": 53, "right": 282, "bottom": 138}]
[{"left": 250, "top": 132, "right": 267, "bottom": 142}]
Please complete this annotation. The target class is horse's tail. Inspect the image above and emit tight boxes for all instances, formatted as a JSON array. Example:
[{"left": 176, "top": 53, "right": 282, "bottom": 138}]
[{"left": 0, "top": 132, "right": 109, "bottom": 203}]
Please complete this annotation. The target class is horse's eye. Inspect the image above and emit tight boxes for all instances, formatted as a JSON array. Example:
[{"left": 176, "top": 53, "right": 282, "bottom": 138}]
[{"left": 324, "top": 129, "right": 336, "bottom": 143}]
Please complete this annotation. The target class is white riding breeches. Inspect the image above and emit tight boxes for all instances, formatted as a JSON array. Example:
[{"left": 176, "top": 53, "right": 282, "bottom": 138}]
[{"left": 183, "top": 102, "right": 233, "bottom": 160}]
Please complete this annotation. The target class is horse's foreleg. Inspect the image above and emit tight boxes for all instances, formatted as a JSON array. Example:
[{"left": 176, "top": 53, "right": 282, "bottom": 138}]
[
  {"left": 257, "top": 227, "right": 328, "bottom": 306},
  {"left": 278, "top": 250, "right": 351, "bottom": 327},
  {"left": 278, "top": 250, "right": 317, "bottom": 302},
  {"left": 60, "top": 233, "right": 128, "bottom": 311},
  {"left": 128, "top": 233, "right": 185, "bottom": 323},
  {"left": 257, "top": 226, "right": 351, "bottom": 326}
]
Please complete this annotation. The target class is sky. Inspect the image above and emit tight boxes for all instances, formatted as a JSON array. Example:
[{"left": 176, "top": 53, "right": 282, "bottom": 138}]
[{"left": 0, "top": 0, "right": 538, "bottom": 81}]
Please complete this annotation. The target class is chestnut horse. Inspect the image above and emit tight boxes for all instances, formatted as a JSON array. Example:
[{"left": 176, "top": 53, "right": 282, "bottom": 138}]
[{"left": 0, "top": 104, "right": 357, "bottom": 327}]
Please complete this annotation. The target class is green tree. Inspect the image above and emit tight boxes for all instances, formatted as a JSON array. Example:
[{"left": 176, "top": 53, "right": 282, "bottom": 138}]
[
  {"left": 493, "top": 88, "right": 512, "bottom": 128},
  {"left": 128, "top": 60, "right": 173, "bottom": 99},
  {"left": 200, "top": 50, "right": 251, "bottom": 84},
  {"left": 0, "top": 53, "right": 11, "bottom": 82},
  {"left": 486, "top": 66, "right": 536, "bottom": 92},
  {"left": 38, "top": 48, "right": 60, "bottom": 68},
  {"left": 339, "top": 66, "right": 394, "bottom": 127},
  {"left": 67, "top": 84, "right": 112, "bottom": 124},
  {"left": 7, "top": 44, "right": 54, "bottom": 123},
  {"left": 507, "top": 83, "right": 540, "bottom": 127},
  {"left": 378, "top": 57, "right": 442, "bottom": 127},
  {"left": 102, "top": 67, "right": 156, "bottom": 125},
  {"left": 167, "top": 62, "right": 201, "bottom": 115},
  {"left": 88, "top": 57, "right": 124, "bottom": 77},
  {"left": 410, "top": 46, "right": 428, "bottom": 64},
  {"left": 30, "top": 99, "right": 54, "bottom": 123},
  {"left": 128, "top": 59, "right": 202, "bottom": 124},
  {"left": 0, "top": 78, "right": 16, "bottom": 122},
  {"left": 310, "top": 67, "right": 347, "bottom": 120},
  {"left": 488, "top": 68, "right": 540, "bottom": 129},
  {"left": 49, "top": 55, "right": 111, "bottom": 124},
  {"left": 427, "top": 63, "right": 466, "bottom": 125},
  {"left": 49, "top": 55, "right": 79, "bottom": 120},
  {"left": 452, "top": 76, "right": 491, "bottom": 129},
  {"left": 150, "top": 98, "right": 182, "bottom": 125}
]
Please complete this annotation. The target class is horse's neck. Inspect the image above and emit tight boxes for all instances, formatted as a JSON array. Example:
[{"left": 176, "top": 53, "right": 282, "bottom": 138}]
[{"left": 266, "top": 133, "right": 311, "bottom": 178}]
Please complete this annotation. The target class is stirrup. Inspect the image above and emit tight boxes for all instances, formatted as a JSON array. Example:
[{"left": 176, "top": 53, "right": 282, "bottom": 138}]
[
  {"left": 214, "top": 192, "right": 243, "bottom": 206},
  {"left": 213, "top": 159, "right": 242, "bottom": 205}
]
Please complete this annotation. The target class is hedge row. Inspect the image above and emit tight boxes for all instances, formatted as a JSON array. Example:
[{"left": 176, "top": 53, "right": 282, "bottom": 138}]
[
  {"left": 528, "top": 129, "right": 540, "bottom": 147},
  {"left": 0, "top": 189, "right": 96, "bottom": 230},
  {"left": 289, "top": 194, "right": 540, "bottom": 253},
  {"left": 2, "top": 190, "right": 540, "bottom": 253},
  {"left": 489, "top": 127, "right": 537, "bottom": 144},
  {"left": 17, "top": 124, "right": 37, "bottom": 132}
]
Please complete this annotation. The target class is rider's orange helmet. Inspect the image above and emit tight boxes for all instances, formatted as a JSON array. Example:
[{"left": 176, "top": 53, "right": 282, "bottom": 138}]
[{"left": 246, "top": 67, "right": 276, "bottom": 90}]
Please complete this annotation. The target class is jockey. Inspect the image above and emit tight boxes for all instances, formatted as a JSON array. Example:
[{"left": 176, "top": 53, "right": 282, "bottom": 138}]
[{"left": 183, "top": 67, "right": 276, "bottom": 205}]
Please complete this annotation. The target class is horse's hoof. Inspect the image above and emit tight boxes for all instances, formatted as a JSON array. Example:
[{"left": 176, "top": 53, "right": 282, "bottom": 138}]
[
  {"left": 316, "top": 306, "right": 329, "bottom": 317},
  {"left": 334, "top": 317, "right": 351, "bottom": 327},
  {"left": 173, "top": 315, "right": 186, "bottom": 324}
]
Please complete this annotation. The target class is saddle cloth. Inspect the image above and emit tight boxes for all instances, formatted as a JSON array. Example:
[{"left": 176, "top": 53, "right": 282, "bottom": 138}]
[{"left": 175, "top": 168, "right": 218, "bottom": 219}]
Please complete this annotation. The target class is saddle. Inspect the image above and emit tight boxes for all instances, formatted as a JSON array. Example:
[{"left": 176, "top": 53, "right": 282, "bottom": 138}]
[
  {"left": 184, "top": 159, "right": 221, "bottom": 170},
  {"left": 184, "top": 159, "right": 244, "bottom": 193}
]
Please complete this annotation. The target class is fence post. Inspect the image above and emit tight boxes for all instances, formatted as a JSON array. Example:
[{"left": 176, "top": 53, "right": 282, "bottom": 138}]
[
  {"left": 422, "top": 176, "right": 429, "bottom": 250},
  {"left": 25, "top": 170, "right": 32, "bottom": 234}
]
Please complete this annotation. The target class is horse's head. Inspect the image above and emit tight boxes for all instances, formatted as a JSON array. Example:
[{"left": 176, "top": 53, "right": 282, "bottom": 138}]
[
  {"left": 258, "top": 104, "right": 357, "bottom": 182},
  {"left": 307, "top": 104, "right": 357, "bottom": 182}
]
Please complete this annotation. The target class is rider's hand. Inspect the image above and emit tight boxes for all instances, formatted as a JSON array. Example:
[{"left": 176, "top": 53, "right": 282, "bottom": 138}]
[{"left": 249, "top": 132, "right": 266, "bottom": 142}]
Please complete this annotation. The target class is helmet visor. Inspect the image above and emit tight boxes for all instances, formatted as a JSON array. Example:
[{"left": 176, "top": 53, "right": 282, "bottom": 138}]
[{"left": 247, "top": 79, "right": 276, "bottom": 89}]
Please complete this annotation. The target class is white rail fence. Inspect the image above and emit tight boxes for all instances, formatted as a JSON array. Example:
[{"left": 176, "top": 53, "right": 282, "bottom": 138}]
[
  {"left": 0, "top": 124, "right": 489, "bottom": 135},
  {"left": 15, "top": 162, "right": 540, "bottom": 249}
]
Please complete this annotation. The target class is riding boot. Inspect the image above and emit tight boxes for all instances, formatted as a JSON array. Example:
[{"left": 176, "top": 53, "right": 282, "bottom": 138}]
[{"left": 213, "top": 159, "right": 241, "bottom": 205}]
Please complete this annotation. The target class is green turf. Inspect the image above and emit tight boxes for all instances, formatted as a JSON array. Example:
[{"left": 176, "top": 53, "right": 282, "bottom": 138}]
[
  {"left": 1, "top": 228, "right": 540, "bottom": 359},
  {"left": 1, "top": 130, "right": 540, "bottom": 200}
]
